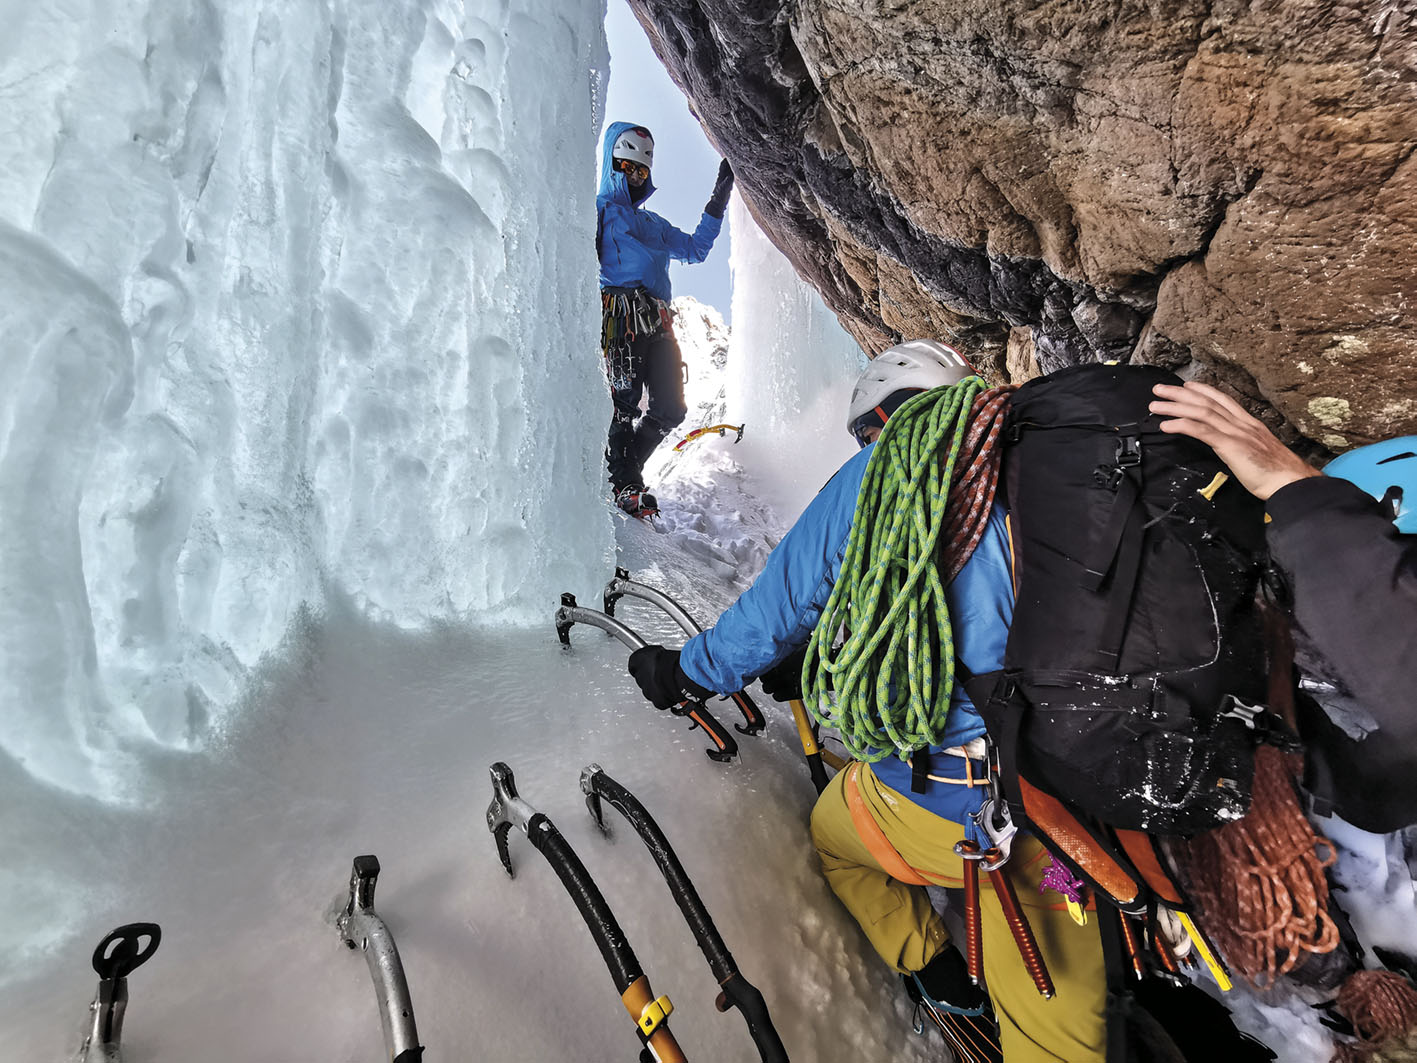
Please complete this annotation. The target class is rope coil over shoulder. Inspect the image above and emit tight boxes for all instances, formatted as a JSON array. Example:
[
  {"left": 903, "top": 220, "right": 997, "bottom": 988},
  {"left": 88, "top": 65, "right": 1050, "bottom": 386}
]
[{"left": 802, "top": 381, "right": 1011, "bottom": 760}]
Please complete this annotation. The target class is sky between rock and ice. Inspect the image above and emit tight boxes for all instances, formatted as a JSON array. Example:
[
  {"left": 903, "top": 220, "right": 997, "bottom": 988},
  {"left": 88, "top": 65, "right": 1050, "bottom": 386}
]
[{"left": 2, "top": 1, "right": 1415, "bottom": 1061}]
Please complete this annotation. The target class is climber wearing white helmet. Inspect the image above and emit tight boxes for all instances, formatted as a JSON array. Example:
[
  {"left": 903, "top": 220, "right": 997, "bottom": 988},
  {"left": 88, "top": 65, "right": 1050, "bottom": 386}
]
[
  {"left": 596, "top": 121, "right": 735, "bottom": 518},
  {"left": 845, "top": 339, "right": 976, "bottom": 447}
]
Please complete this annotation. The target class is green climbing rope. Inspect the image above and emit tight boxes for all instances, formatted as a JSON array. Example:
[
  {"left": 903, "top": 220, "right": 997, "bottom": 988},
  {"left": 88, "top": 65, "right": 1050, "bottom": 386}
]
[{"left": 801, "top": 377, "right": 987, "bottom": 761}]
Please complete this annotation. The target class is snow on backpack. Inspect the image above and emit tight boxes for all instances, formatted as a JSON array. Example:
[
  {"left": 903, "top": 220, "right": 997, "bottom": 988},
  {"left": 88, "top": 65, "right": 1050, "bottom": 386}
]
[{"left": 970, "top": 363, "right": 1298, "bottom": 841}]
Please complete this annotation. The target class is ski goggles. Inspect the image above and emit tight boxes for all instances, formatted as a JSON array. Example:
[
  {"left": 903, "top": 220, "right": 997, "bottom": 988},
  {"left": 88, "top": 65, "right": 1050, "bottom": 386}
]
[
  {"left": 850, "top": 414, "right": 883, "bottom": 449},
  {"left": 614, "top": 158, "right": 650, "bottom": 183}
]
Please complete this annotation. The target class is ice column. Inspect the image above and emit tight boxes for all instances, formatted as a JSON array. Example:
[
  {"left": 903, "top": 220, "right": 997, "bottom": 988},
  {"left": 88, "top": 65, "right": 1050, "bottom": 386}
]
[
  {"left": 725, "top": 198, "right": 865, "bottom": 515},
  {"left": 0, "top": 0, "right": 612, "bottom": 799}
]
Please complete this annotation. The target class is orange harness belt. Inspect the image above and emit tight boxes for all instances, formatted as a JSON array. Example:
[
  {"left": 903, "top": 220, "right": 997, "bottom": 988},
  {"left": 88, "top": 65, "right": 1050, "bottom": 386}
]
[{"left": 843, "top": 763, "right": 944, "bottom": 887}]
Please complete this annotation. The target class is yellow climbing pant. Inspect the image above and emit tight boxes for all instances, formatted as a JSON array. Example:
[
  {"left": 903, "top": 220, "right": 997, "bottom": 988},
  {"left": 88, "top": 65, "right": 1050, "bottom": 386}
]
[{"left": 810, "top": 762, "right": 1108, "bottom": 1063}]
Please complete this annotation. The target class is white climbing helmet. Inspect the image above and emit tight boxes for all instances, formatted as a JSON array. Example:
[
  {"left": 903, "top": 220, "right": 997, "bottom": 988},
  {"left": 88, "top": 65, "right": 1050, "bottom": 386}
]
[
  {"left": 612, "top": 126, "right": 654, "bottom": 170},
  {"left": 845, "top": 339, "right": 976, "bottom": 438}
]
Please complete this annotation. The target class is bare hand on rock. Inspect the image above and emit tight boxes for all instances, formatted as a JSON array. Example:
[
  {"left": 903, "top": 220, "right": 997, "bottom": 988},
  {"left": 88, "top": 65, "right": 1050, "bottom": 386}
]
[{"left": 1149, "top": 381, "right": 1321, "bottom": 501}]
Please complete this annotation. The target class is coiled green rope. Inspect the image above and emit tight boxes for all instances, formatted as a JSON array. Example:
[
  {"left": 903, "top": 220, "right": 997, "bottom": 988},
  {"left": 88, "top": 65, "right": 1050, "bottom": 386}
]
[{"left": 801, "top": 377, "right": 987, "bottom": 761}]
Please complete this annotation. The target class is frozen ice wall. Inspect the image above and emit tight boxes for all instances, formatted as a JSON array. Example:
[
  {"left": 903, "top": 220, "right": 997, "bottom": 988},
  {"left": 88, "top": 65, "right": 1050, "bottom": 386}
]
[
  {"left": 725, "top": 198, "right": 864, "bottom": 516},
  {"left": 0, "top": 0, "right": 613, "bottom": 801}
]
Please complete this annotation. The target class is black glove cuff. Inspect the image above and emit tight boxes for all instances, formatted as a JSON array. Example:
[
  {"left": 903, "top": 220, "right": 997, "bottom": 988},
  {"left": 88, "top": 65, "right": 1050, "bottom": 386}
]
[{"left": 675, "top": 661, "right": 714, "bottom": 702}]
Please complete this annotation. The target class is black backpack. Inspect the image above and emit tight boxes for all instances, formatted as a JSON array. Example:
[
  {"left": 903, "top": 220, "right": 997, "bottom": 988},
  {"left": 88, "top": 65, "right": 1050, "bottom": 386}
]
[{"left": 973, "top": 363, "right": 1289, "bottom": 837}]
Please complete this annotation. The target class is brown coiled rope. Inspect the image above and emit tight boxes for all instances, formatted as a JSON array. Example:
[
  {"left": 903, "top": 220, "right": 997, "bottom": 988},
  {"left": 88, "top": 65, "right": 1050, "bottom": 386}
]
[
  {"left": 940, "top": 387, "right": 1014, "bottom": 585},
  {"left": 1180, "top": 744, "right": 1340, "bottom": 989},
  {"left": 1331, "top": 971, "right": 1417, "bottom": 1062}
]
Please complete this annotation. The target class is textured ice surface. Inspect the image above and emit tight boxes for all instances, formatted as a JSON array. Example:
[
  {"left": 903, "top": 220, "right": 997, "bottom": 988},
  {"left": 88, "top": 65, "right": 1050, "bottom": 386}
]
[
  {"left": 0, "top": 268, "right": 942, "bottom": 1062},
  {"left": 723, "top": 195, "right": 866, "bottom": 519},
  {"left": 0, "top": 0, "right": 613, "bottom": 800},
  {"left": 3, "top": 1, "right": 1415, "bottom": 1060}
]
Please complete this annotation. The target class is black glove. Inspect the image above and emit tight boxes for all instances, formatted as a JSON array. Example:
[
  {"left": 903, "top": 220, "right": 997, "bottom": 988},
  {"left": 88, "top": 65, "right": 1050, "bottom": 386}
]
[
  {"left": 757, "top": 645, "right": 808, "bottom": 702},
  {"left": 628, "top": 646, "right": 714, "bottom": 710},
  {"left": 704, "top": 159, "right": 734, "bottom": 218}
]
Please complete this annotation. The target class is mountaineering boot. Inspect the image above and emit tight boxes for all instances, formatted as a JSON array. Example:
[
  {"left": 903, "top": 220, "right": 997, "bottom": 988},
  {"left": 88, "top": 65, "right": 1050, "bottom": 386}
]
[
  {"left": 904, "top": 947, "right": 1003, "bottom": 1063},
  {"left": 615, "top": 483, "right": 658, "bottom": 519}
]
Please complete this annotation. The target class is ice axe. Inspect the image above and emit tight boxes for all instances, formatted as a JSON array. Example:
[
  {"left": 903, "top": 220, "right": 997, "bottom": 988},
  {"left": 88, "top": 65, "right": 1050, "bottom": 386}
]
[{"left": 556, "top": 592, "right": 738, "bottom": 762}]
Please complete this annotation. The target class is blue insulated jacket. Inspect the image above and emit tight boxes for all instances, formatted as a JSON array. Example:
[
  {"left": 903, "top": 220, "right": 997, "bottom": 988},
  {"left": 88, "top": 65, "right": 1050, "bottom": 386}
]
[
  {"left": 679, "top": 443, "right": 1016, "bottom": 818},
  {"left": 597, "top": 121, "right": 722, "bottom": 301}
]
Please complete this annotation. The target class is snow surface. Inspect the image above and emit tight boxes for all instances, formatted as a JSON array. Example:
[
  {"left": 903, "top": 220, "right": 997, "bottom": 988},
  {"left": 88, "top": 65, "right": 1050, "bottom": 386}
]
[{"left": 4, "top": 1, "right": 1416, "bottom": 1061}]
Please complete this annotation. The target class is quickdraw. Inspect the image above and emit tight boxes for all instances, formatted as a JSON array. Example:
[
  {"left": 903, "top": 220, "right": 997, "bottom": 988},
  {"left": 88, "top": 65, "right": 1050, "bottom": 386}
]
[
  {"left": 601, "top": 289, "right": 666, "bottom": 392},
  {"left": 673, "top": 423, "right": 744, "bottom": 452}
]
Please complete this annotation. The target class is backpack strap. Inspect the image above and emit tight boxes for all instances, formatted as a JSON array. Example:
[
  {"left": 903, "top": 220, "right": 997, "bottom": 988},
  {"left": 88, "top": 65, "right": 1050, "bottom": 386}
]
[{"left": 1085, "top": 434, "right": 1146, "bottom": 670}]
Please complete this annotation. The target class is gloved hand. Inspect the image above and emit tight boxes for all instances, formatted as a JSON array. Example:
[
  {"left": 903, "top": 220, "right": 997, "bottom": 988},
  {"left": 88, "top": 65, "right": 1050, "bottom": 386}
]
[
  {"left": 704, "top": 159, "right": 735, "bottom": 218},
  {"left": 628, "top": 645, "right": 714, "bottom": 710},
  {"left": 757, "top": 645, "right": 808, "bottom": 702}
]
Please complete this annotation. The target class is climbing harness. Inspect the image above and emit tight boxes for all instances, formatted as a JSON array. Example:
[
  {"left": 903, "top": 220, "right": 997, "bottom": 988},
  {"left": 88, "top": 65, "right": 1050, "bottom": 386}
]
[
  {"left": 602, "top": 568, "right": 765, "bottom": 735},
  {"left": 335, "top": 856, "right": 425, "bottom": 1063},
  {"left": 581, "top": 765, "right": 787, "bottom": 1063},
  {"left": 555, "top": 592, "right": 738, "bottom": 761},
  {"left": 802, "top": 382, "right": 1012, "bottom": 761},
  {"left": 673, "top": 423, "right": 744, "bottom": 452},
  {"left": 601, "top": 288, "right": 670, "bottom": 392},
  {"left": 487, "top": 763, "right": 687, "bottom": 1063},
  {"left": 78, "top": 922, "right": 161, "bottom": 1063}
]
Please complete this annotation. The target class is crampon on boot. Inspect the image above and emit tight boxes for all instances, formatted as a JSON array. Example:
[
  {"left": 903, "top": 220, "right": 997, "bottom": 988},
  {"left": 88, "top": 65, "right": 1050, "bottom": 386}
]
[
  {"left": 615, "top": 484, "right": 658, "bottom": 519},
  {"left": 904, "top": 947, "right": 1004, "bottom": 1063}
]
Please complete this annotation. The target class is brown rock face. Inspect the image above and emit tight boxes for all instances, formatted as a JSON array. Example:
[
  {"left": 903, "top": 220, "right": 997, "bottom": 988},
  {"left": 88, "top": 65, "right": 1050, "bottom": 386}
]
[{"left": 626, "top": 0, "right": 1417, "bottom": 446}]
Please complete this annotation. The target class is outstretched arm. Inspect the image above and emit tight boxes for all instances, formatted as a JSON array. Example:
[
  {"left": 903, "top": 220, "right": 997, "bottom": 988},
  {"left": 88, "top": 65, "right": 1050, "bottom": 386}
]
[
  {"left": 1153, "top": 381, "right": 1417, "bottom": 828},
  {"left": 1148, "top": 381, "right": 1321, "bottom": 500}
]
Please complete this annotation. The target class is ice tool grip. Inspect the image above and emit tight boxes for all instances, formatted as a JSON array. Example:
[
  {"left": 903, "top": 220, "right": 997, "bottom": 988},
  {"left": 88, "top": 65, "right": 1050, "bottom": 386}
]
[
  {"left": 682, "top": 699, "right": 739, "bottom": 762},
  {"left": 716, "top": 973, "right": 789, "bottom": 1063},
  {"left": 582, "top": 765, "right": 786, "bottom": 1063},
  {"left": 726, "top": 690, "right": 767, "bottom": 736},
  {"left": 789, "top": 699, "right": 831, "bottom": 794},
  {"left": 555, "top": 595, "right": 737, "bottom": 761},
  {"left": 92, "top": 923, "right": 161, "bottom": 980},
  {"left": 599, "top": 572, "right": 765, "bottom": 736},
  {"left": 955, "top": 841, "right": 985, "bottom": 985}
]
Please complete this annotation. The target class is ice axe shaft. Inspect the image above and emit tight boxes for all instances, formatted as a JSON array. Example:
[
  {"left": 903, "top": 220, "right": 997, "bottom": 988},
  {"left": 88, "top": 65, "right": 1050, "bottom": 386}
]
[
  {"left": 487, "top": 763, "right": 687, "bottom": 1063},
  {"left": 582, "top": 764, "right": 787, "bottom": 1062},
  {"left": 335, "top": 856, "right": 424, "bottom": 1063}
]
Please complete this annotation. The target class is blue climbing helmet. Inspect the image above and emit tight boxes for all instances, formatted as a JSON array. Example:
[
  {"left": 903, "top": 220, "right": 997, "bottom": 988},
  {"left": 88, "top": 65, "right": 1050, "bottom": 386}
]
[{"left": 1324, "top": 436, "right": 1417, "bottom": 534}]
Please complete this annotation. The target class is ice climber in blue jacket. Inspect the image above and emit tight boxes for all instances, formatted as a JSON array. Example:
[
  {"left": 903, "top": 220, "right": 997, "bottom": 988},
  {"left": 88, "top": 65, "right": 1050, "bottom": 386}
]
[
  {"left": 626, "top": 340, "right": 1111, "bottom": 1063},
  {"left": 597, "top": 122, "right": 734, "bottom": 517}
]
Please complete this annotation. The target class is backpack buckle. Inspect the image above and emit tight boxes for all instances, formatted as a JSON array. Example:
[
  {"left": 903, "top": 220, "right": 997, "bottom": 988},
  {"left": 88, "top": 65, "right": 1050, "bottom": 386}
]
[
  {"left": 1220, "top": 694, "right": 1266, "bottom": 729},
  {"left": 1115, "top": 435, "right": 1142, "bottom": 469},
  {"left": 1220, "top": 695, "right": 1304, "bottom": 753}
]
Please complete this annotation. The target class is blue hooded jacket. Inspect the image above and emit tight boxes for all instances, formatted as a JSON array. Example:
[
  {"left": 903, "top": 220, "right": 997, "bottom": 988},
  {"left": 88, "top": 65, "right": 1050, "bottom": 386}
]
[
  {"left": 597, "top": 121, "right": 722, "bottom": 302},
  {"left": 679, "top": 441, "right": 1016, "bottom": 821}
]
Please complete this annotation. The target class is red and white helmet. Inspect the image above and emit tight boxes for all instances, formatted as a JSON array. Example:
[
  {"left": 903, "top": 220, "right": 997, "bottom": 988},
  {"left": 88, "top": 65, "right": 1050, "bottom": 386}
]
[
  {"left": 612, "top": 126, "right": 654, "bottom": 170},
  {"left": 846, "top": 339, "right": 976, "bottom": 439}
]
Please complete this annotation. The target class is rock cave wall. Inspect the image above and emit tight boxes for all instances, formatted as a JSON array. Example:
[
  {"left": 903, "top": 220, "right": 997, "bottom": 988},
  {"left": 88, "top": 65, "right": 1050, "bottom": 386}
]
[{"left": 625, "top": 0, "right": 1416, "bottom": 448}]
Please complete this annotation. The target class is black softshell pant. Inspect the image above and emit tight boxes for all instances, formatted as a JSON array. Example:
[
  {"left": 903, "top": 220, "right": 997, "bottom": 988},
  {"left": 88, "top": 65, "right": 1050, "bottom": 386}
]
[{"left": 607, "top": 324, "right": 687, "bottom": 492}]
